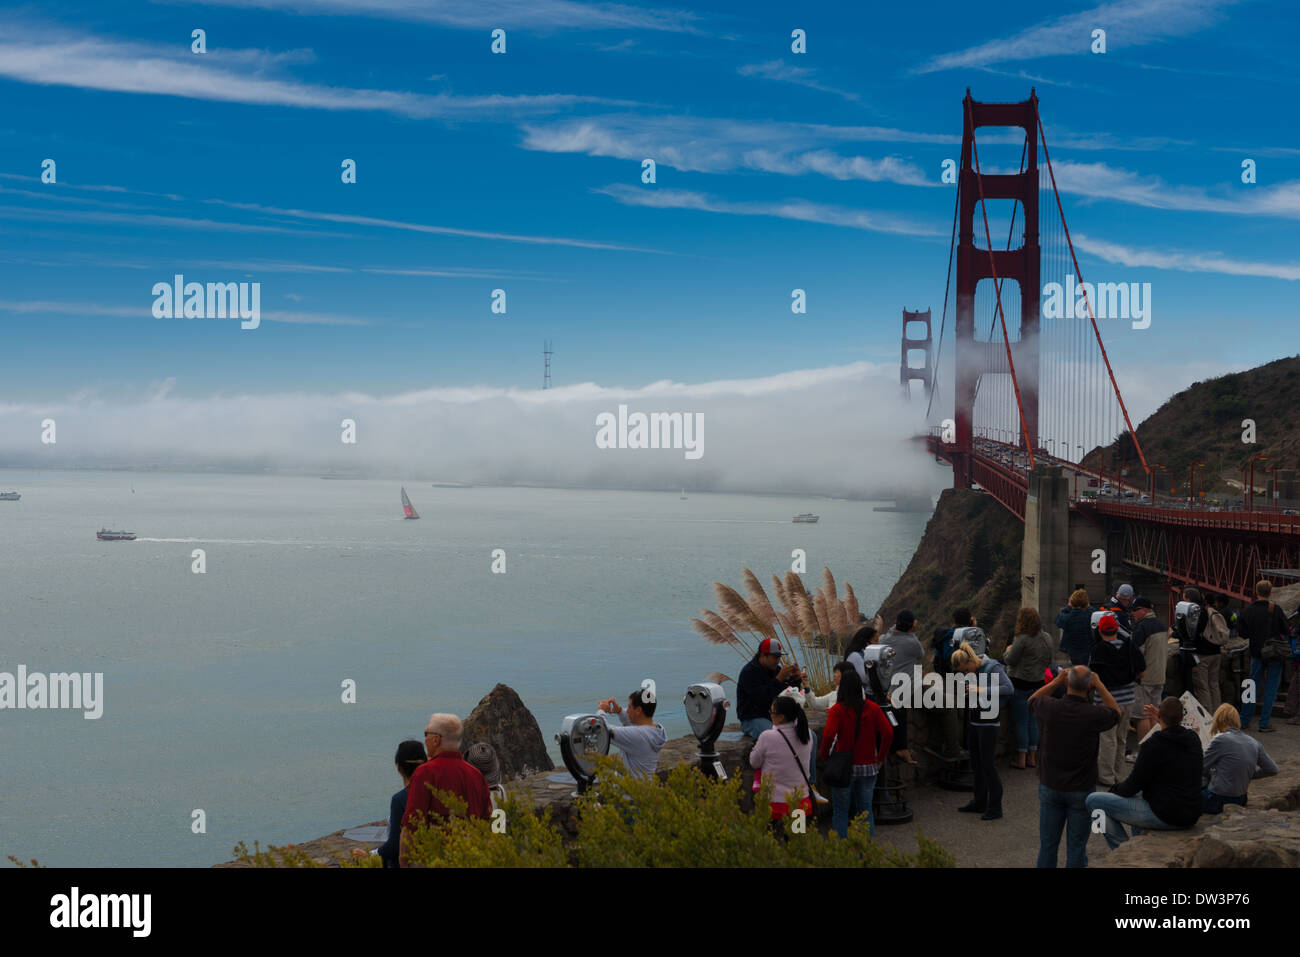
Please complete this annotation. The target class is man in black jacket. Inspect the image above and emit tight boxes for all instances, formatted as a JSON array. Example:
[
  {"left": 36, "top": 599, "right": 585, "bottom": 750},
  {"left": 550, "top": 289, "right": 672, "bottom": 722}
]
[
  {"left": 737, "top": 637, "right": 802, "bottom": 739},
  {"left": 1085, "top": 697, "right": 1203, "bottom": 849}
]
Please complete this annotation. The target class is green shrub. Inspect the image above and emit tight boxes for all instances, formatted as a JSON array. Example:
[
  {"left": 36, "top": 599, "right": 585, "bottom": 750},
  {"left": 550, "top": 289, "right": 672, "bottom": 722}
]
[
  {"left": 574, "top": 757, "right": 954, "bottom": 868},
  {"left": 402, "top": 791, "right": 567, "bottom": 868},
  {"left": 234, "top": 763, "right": 955, "bottom": 869}
]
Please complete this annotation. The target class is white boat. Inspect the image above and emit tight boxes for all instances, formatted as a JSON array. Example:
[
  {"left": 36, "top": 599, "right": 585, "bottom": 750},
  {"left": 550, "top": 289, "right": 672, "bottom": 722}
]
[
  {"left": 401, "top": 486, "right": 420, "bottom": 520},
  {"left": 792, "top": 513, "right": 820, "bottom": 523},
  {"left": 680, "top": 488, "right": 687, "bottom": 500},
  {"left": 0, "top": 491, "right": 19, "bottom": 501}
]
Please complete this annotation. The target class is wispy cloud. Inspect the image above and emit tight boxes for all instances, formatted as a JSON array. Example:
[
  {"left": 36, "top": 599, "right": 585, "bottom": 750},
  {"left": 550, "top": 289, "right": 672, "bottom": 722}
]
[
  {"left": 521, "top": 115, "right": 939, "bottom": 186},
  {"left": 1074, "top": 234, "right": 1300, "bottom": 281},
  {"left": 0, "top": 203, "right": 352, "bottom": 237},
  {"left": 916, "top": 0, "right": 1242, "bottom": 73},
  {"left": 175, "top": 0, "right": 702, "bottom": 33},
  {"left": 203, "top": 198, "right": 665, "bottom": 251},
  {"left": 0, "top": 299, "right": 374, "bottom": 325},
  {"left": 0, "top": 27, "right": 633, "bottom": 118},
  {"left": 1053, "top": 161, "right": 1300, "bottom": 219},
  {"left": 737, "top": 60, "right": 861, "bottom": 102},
  {"left": 595, "top": 184, "right": 943, "bottom": 237}
]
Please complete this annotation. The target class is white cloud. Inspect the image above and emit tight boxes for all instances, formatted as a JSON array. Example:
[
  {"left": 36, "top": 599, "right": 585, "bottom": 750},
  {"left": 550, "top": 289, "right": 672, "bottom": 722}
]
[
  {"left": 0, "top": 299, "right": 373, "bottom": 325},
  {"left": 1053, "top": 161, "right": 1300, "bottom": 219},
  {"left": 916, "top": 0, "right": 1242, "bottom": 73},
  {"left": 1073, "top": 234, "right": 1300, "bottom": 281},
  {"left": 203, "top": 198, "right": 664, "bottom": 251},
  {"left": 0, "top": 27, "right": 633, "bottom": 118},
  {"left": 0, "top": 362, "right": 940, "bottom": 498},
  {"left": 521, "top": 115, "right": 939, "bottom": 186},
  {"left": 175, "top": 0, "right": 701, "bottom": 32},
  {"left": 738, "top": 60, "right": 861, "bottom": 102},
  {"left": 596, "top": 184, "right": 943, "bottom": 237}
]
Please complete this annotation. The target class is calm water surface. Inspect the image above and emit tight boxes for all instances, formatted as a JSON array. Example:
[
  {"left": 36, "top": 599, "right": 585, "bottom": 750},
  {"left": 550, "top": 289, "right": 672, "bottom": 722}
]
[{"left": 0, "top": 469, "right": 940, "bottom": 865}]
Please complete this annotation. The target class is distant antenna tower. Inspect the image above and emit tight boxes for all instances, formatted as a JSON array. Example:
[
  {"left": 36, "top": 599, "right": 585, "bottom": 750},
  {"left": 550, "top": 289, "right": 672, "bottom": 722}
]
[{"left": 543, "top": 339, "right": 553, "bottom": 390}]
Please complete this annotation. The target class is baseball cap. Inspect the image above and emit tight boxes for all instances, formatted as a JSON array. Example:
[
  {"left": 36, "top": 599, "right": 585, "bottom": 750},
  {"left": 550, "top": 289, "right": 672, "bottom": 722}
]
[
  {"left": 1098, "top": 614, "right": 1120, "bottom": 634},
  {"left": 1117, "top": 584, "right": 1135, "bottom": 599},
  {"left": 758, "top": 637, "right": 784, "bottom": 656},
  {"left": 1133, "top": 596, "right": 1155, "bottom": 610},
  {"left": 897, "top": 610, "right": 916, "bottom": 630}
]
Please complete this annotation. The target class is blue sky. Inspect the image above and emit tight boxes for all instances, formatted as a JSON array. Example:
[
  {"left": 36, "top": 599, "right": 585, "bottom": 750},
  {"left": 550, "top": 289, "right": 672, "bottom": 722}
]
[{"left": 1, "top": 0, "right": 1297, "bottom": 421}]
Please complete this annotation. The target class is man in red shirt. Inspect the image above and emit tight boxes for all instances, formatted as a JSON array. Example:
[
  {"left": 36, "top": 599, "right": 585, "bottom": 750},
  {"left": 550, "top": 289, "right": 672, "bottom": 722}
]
[{"left": 399, "top": 713, "right": 491, "bottom": 866}]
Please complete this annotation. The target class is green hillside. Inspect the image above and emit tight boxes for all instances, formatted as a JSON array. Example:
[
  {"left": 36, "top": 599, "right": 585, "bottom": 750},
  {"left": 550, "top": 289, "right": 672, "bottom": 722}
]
[{"left": 1092, "top": 355, "right": 1300, "bottom": 498}]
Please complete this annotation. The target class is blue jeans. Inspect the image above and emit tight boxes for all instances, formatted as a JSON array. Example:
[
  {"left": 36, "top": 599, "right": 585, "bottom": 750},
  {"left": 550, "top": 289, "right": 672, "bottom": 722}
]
[
  {"left": 1241, "top": 658, "right": 1284, "bottom": 728},
  {"left": 741, "top": 716, "right": 772, "bottom": 739},
  {"left": 1012, "top": 687, "right": 1040, "bottom": 753},
  {"left": 1085, "top": 791, "right": 1184, "bottom": 850},
  {"left": 1037, "top": 783, "right": 1090, "bottom": 868},
  {"left": 831, "top": 774, "right": 876, "bottom": 838},
  {"left": 1203, "top": 789, "right": 1247, "bottom": 814}
]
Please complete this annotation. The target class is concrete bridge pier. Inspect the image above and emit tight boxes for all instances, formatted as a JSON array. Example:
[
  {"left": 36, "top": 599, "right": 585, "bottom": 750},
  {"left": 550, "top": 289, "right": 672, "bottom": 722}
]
[{"left": 1021, "top": 465, "right": 1108, "bottom": 621}]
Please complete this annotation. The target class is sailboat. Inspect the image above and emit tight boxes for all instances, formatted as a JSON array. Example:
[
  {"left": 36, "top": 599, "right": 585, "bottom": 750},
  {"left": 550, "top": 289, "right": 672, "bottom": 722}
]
[
  {"left": 401, "top": 486, "right": 420, "bottom": 520},
  {"left": 680, "top": 488, "right": 687, "bottom": 500}
]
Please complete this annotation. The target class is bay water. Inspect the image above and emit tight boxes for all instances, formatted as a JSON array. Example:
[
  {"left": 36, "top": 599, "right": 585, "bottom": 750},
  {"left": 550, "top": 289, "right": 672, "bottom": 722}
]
[{"left": 0, "top": 469, "right": 937, "bottom": 866}]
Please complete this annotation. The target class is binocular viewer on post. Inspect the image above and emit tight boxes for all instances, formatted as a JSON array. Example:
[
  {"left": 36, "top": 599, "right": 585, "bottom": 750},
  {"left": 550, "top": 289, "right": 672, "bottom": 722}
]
[{"left": 554, "top": 681, "right": 730, "bottom": 793}]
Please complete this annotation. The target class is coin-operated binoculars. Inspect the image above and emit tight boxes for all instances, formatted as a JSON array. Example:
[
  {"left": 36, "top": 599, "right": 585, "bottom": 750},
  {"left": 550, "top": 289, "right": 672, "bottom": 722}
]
[
  {"left": 860, "top": 644, "right": 913, "bottom": 824},
  {"left": 684, "top": 682, "right": 729, "bottom": 779},
  {"left": 555, "top": 713, "right": 610, "bottom": 797},
  {"left": 861, "top": 644, "right": 895, "bottom": 702}
]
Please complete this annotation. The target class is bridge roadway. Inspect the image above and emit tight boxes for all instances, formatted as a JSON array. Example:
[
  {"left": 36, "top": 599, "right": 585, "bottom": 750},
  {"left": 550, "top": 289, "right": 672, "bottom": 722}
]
[{"left": 925, "top": 435, "right": 1300, "bottom": 602}]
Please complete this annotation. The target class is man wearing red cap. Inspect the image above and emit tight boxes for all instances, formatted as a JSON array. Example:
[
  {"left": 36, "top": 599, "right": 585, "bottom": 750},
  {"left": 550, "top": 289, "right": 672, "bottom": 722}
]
[
  {"left": 737, "top": 637, "right": 804, "bottom": 740},
  {"left": 1088, "top": 613, "right": 1145, "bottom": 787}
]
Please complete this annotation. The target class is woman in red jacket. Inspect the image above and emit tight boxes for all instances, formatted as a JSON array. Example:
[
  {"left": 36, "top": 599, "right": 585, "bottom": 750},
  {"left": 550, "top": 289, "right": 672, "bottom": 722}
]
[{"left": 818, "top": 663, "right": 894, "bottom": 838}]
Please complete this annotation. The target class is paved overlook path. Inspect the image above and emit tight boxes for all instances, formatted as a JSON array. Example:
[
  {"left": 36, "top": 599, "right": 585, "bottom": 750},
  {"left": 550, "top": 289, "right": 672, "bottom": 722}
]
[{"left": 869, "top": 722, "right": 1300, "bottom": 867}]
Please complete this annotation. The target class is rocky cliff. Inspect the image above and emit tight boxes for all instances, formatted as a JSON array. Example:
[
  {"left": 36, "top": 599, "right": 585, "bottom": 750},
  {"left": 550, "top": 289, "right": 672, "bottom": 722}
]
[{"left": 875, "top": 487, "right": 1025, "bottom": 650}]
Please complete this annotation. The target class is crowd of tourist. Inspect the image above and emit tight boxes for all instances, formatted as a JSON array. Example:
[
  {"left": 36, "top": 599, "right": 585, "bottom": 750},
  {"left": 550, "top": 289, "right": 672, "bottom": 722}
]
[{"left": 366, "top": 576, "right": 1292, "bottom": 867}]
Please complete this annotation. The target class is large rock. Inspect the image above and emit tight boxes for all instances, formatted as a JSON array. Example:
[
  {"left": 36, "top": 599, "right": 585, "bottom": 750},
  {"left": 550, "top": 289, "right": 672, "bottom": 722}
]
[
  {"left": 1095, "top": 764, "right": 1300, "bottom": 868},
  {"left": 461, "top": 684, "right": 554, "bottom": 778}
]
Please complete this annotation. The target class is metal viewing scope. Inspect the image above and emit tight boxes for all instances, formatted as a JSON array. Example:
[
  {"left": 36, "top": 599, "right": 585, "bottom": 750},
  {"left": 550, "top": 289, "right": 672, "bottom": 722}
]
[
  {"left": 683, "top": 682, "right": 729, "bottom": 779},
  {"left": 555, "top": 713, "right": 610, "bottom": 796},
  {"left": 861, "top": 644, "right": 895, "bottom": 694}
]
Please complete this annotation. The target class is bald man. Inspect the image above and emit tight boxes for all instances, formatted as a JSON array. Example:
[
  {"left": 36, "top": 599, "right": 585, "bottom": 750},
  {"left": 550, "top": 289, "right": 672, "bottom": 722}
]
[{"left": 1029, "top": 666, "right": 1121, "bottom": 868}]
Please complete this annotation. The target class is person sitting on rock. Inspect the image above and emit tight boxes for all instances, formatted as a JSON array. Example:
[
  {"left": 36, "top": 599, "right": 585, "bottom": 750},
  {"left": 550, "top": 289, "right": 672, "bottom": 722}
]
[
  {"left": 597, "top": 686, "right": 667, "bottom": 778},
  {"left": 1202, "top": 703, "right": 1277, "bottom": 814},
  {"left": 1085, "top": 697, "right": 1203, "bottom": 850}
]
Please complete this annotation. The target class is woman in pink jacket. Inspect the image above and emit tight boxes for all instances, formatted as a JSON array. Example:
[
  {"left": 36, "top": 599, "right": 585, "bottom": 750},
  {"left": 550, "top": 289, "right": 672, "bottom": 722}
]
[{"left": 749, "top": 695, "right": 814, "bottom": 823}]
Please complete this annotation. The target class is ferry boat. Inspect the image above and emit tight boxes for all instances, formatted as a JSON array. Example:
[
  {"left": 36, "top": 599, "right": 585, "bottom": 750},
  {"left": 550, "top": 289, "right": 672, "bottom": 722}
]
[
  {"left": 792, "top": 513, "right": 820, "bottom": 523},
  {"left": 0, "top": 491, "right": 19, "bottom": 501},
  {"left": 97, "top": 529, "right": 136, "bottom": 541},
  {"left": 401, "top": 486, "right": 420, "bottom": 520}
]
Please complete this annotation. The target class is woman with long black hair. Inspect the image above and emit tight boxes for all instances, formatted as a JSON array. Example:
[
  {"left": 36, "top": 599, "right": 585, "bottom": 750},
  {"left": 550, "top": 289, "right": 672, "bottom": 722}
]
[
  {"left": 818, "top": 662, "right": 894, "bottom": 837},
  {"left": 749, "top": 694, "right": 814, "bottom": 823}
]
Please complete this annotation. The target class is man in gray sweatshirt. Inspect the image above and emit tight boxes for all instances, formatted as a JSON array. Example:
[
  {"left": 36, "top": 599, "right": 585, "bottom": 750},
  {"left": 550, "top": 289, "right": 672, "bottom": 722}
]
[{"left": 879, "top": 610, "right": 925, "bottom": 765}]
